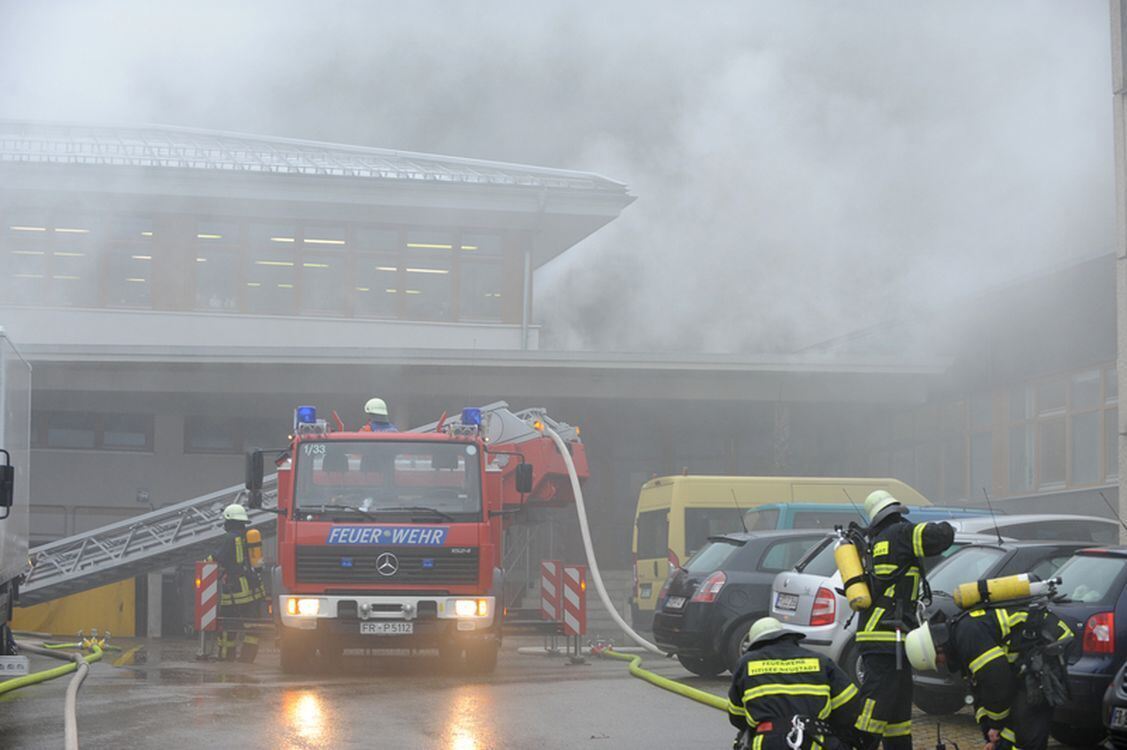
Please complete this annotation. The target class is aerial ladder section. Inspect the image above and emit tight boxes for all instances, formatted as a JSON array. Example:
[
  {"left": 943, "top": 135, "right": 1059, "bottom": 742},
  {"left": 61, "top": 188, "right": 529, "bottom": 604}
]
[{"left": 19, "top": 403, "right": 579, "bottom": 606}]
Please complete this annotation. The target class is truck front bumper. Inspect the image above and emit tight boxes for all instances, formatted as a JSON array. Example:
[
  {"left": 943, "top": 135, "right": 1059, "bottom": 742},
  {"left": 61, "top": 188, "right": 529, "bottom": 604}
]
[{"left": 277, "top": 594, "right": 496, "bottom": 644}]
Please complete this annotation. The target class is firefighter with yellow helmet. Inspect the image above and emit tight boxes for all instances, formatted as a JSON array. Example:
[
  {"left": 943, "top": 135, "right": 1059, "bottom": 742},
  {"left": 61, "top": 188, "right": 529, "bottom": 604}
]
[
  {"left": 904, "top": 598, "right": 1074, "bottom": 750},
  {"left": 850, "top": 490, "right": 954, "bottom": 747},
  {"left": 727, "top": 617, "right": 877, "bottom": 749},
  {"left": 209, "top": 503, "right": 266, "bottom": 662},
  {"left": 360, "top": 397, "right": 398, "bottom": 432}
]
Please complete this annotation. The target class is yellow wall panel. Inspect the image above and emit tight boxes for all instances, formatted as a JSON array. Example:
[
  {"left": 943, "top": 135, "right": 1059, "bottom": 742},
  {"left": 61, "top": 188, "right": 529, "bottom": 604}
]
[{"left": 13, "top": 579, "right": 135, "bottom": 637}]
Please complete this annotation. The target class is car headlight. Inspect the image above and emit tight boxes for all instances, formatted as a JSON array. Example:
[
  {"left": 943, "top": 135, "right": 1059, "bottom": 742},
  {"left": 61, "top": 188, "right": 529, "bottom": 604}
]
[
  {"left": 286, "top": 597, "right": 321, "bottom": 616},
  {"left": 453, "top": 598, "right": 489, "bottom": 618}
]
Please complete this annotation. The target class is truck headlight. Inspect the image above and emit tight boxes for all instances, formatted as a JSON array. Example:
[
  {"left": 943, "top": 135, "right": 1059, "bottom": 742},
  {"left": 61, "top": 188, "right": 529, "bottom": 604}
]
[
  {"left": 286, "top": 597, "right": 321, "bottom": 616},
  {"left": 453, "top": 598, "right": 489, "bottom": 618}
]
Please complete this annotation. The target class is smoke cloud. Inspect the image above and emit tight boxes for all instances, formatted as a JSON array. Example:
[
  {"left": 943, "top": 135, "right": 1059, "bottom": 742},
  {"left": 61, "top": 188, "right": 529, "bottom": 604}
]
[{"left": 0, "top": 1, "right": 1114, "bottom": 353}]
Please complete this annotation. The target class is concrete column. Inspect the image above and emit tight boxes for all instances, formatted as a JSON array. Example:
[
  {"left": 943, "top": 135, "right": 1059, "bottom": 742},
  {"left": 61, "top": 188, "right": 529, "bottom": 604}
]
[
  {"left": 146, "top": 571, "right": 162, "bottom": 638},
  {"left": 1112, "top": 1, "right": 1127, "bottom": 542}
]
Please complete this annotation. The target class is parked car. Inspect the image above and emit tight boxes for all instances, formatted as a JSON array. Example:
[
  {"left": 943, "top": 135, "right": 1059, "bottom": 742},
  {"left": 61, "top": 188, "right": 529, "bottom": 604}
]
[
  {"left": 1046, "top": 546, "right": 1127, "bottom": 747},
  {"left": 770, "top": 531, "right": 1004, "bottom": 680},
  {"left": 1102, "top": 657, "right": 1127, "bottom": 748},
  {"left": 653, "top": 529, "right": 827, "bottom": 676},
  {"left": 910, "top": 540, "right": 1090, "bottom": 715},
  {"left": 946, "top": 513, "right": 1119, "bottom": 544}
]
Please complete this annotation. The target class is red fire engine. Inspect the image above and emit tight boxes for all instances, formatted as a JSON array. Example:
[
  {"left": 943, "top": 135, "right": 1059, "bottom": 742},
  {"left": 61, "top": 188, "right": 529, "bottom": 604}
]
[{"left": 244, "top": 403, "right": 587, "bottom": 673}]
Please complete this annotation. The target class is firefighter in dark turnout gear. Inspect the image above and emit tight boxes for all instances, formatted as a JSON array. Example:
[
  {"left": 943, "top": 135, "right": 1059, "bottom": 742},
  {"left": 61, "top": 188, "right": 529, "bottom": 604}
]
[
  {"left": 906, "top": 602, "right": 1075, "bottom": 750},
  {"left": 209, "top": 503, "right": 266, "bottom": 662},
  {"left": 852, "top": 491, "right": 955, "bottom": 747},
  {"left": 727, "top": 617, "right": 877, "bottom": 749}
]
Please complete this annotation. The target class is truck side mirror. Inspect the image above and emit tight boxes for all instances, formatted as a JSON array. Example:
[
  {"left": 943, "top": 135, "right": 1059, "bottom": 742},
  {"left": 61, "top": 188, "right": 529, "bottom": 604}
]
[
  {"left": 245, "top": 450, "right": 264, "bottom": 492},
  {"left": 0, "top": 449, "right": 13, "bottom": 518},
  {"left": 515, "top": 463, "right": 533, "bottom": 494}
]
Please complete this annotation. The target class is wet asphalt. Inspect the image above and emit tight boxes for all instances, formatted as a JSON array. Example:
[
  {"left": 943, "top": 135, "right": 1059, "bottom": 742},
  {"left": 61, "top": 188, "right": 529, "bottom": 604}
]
[{"left": 0, "top": 636, "right": 1051, "bottom": 749}]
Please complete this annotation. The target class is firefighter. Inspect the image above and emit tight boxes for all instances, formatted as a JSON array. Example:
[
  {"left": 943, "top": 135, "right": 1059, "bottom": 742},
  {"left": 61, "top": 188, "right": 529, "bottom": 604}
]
[
  {"left": 905, "top": 601, "right": 1075, "bottom": 750},
  {"left": 360, "top": 397, "right": 398, "bottom": 432},
  {"left": 209, "top": 503, "right": 266, "bottom": 662},
  {"left": 727, "top": 617, "right": 877, "bottom": 749},
  {"left": 852, "top": 490, "right": 955, "bottom": 747}
]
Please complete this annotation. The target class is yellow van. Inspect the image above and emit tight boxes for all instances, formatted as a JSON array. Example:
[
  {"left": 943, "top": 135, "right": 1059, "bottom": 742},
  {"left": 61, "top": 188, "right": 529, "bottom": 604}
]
[{"left": 629, "top": 476, "right": 930, "bottom": 628}]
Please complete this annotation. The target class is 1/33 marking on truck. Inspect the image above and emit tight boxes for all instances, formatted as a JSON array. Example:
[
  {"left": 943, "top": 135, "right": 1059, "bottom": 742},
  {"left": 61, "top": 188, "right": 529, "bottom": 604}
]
[
  {"left": 302, "top": 443, "right": 326, "bottom": 456},
  {"left": 326, "top": 526, "right": 449, "bottom": 546}
]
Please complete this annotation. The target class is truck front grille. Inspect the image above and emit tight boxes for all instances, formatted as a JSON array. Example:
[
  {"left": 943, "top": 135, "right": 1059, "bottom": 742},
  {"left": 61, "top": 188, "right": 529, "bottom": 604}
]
[{"left": 295, "top": 546, "right": 480, "bottom": 586}]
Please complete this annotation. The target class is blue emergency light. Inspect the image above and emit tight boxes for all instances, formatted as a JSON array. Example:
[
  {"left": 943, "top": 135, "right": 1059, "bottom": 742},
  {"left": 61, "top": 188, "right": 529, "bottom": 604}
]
[
  {"left": 461, "top": 408, "right": 482, "bottom": 427},
  {"left": 296, "top": 405, "right": 317, "bottom": 424}
]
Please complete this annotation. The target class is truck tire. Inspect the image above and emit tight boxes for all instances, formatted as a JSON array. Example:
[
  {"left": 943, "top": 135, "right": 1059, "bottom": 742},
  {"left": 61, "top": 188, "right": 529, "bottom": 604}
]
[
  {"left": 280, "top": 636, "right": 312, "bottom": 674},
  {"left": 464, "top": 642, "right": 499, "bottom": 675}
]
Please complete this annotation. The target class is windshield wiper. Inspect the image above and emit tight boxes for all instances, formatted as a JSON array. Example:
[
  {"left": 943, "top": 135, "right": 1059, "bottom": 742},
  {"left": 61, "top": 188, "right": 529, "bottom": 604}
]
[
  {"left": 299, "top": 503, "right": 378, "bottom": 522},
  {"left": 376, "top": 505, "right": 457, "bottom": 522}
]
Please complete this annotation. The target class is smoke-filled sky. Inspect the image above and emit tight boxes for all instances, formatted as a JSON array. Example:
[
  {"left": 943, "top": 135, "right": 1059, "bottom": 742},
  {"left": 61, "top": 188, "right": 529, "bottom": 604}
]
[{"left": 0, "top": 1, "right": 1114, "bottom": 353}]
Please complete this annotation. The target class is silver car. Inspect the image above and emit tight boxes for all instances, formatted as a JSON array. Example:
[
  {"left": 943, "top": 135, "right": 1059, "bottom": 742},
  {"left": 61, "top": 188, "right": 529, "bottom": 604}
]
[{"left": 770, "top": 531, "right": 1003, "bottom": 681}]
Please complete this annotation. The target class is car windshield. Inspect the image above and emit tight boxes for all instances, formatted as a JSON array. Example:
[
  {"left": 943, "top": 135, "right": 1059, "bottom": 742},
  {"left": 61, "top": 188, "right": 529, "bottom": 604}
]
[
  {"left": 294, "top": 440, "right": 482, "bottom": 521},
  {"left": 1054, "top": 554, "right": 1127, "bottom": 604},
  {"left": 927, "top": 546, "right": 1006, "bottom": 595},
  {"left": 684, "top": 539, "right": 742, "bottom": 574},
  {"left": 797, "top": 537, "right": 838, "bottom": 576}
]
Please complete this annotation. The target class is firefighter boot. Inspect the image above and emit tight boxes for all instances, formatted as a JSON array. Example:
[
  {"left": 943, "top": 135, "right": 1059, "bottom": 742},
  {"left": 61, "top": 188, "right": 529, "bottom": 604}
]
[
  {"left": 237, "top": 634, "right": 259, "bottom": 664},
  {"left": 217, "top": 631, "right": 238, "bottom": 661}
]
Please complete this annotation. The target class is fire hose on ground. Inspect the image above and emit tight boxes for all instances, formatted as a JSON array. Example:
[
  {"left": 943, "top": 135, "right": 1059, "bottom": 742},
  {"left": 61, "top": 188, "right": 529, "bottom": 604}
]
[
  {"left": 540, "top": 424, "right": 727, "bottom": 714},
  {"left": 1, "top": 638, "right": 104, "bottom": 750}
]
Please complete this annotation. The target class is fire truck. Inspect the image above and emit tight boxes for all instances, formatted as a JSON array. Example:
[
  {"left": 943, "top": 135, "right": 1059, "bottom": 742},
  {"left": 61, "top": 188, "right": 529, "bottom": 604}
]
[
  {"left": 244, "top": 403, "right": 587, "bottom": 673},
  {"left": 0, "top": 329, "right": 30, "bottom": 658}
]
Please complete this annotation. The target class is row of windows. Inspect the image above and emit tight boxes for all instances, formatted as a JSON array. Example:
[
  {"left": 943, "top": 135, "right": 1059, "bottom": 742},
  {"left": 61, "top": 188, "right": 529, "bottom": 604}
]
[
  {"left": 31, "top": 412, "right": 285, "bottom": 455},
  {"left": 877, "top": 365, "right": 1119, "bottom": 502},
  {"left": 1, "top": 216, "right": 510, "bottom": 322}
]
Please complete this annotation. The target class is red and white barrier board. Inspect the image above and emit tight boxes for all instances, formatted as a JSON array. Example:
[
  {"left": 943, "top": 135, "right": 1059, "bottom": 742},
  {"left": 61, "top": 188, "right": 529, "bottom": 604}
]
[
  {"left": 540, "top": 560, "right": 561, "bottom": 622},
  {"left": 561, "top": 564, "right": 587, "bottom": 637},
  {"left": 195, "top": 561, "right": 219, "bottom": 632}
]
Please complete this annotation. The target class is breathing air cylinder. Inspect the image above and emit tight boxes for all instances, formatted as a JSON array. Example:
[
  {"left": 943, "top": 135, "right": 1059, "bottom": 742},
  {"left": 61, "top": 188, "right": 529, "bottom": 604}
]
[
  {"left": 834, "top": 533, "right": 872, "bottom": 612},
  {"left": 247, "top": 528, "right": 264, "bottom": 570},
  {"left": 953, "top": 574, "right": 1061, "bottom": 610}
]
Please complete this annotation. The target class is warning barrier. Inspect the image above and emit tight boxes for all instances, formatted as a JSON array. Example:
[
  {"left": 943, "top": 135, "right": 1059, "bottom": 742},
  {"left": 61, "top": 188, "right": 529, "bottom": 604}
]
[
  {"left": 194, "top": 561, "right": 219, "bottom": 632},
  {"left": 561, "top": 564, "right": 587, "bottom": 637},
  {"left": 540, "top": 560, "right": 561, "bottom": 622}
]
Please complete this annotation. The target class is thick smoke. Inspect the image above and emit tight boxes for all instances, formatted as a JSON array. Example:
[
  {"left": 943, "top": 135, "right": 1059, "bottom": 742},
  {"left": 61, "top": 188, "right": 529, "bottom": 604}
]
[{"left": 0, "top": 1, "right": 1114, "bottom": 353}]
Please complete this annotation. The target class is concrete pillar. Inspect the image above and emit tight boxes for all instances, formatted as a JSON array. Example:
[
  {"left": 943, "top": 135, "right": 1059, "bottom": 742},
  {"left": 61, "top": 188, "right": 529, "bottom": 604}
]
[
  {"left": 146, "top": 571, "right": 162, "bottom": 638},
  {"left": 1112, "top": 1, "right": 1127, "bottom": 542}
]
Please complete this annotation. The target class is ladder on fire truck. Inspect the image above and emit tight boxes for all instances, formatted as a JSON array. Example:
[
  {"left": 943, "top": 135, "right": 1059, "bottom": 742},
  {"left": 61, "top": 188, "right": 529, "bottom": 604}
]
[{"left": 19, "top": 403, "right": 576, "bottom": 606}]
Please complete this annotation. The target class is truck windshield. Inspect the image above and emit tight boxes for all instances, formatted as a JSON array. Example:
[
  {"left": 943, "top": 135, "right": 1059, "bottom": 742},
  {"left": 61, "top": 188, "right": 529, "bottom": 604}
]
[{"left": 294, "top": 441, "right": 482, "bottom": 521}]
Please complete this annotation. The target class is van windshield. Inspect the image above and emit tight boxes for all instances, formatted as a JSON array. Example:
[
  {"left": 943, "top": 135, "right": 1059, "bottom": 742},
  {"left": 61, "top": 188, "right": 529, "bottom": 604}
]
[{"left": 684, "top": 508, "right": 746, "bottom": 555}]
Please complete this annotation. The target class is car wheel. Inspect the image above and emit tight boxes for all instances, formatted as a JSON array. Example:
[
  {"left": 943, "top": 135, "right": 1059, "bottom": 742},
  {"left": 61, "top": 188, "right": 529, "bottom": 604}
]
[
  {"left": 841, "top": 640, "right": 865, "bottom": 685},
  {"left": 676, "top": 653, "right": 726, "bottom": 677},
  {"left": 724, "top": 624, "right": 754, "bottom": 674},
  {"left": 913, "top": 688, "right": 966, "bottom": 716},
  {"left": 1049, "top": 722, "right": 1106, "bottom": 748}
]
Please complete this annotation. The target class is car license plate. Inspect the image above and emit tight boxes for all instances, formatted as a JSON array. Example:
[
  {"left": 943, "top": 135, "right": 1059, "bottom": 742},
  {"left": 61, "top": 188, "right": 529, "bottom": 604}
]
[
  {"left": 360, "top": 621, "right": 414, "bottom": 635},
  {"left": 1112, "top": 707, "right": 1127, "bottom": 729},
  {"left": 775, "top": 593, "right": 799, "bottom": 612},
  {"left": 665, "top": 596, "right": 687, "bottom": 610}
]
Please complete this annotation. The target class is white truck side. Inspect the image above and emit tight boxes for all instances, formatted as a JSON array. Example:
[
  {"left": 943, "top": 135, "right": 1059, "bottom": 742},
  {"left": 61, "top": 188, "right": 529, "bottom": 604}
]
[{"left": 0, "top": 328, "right": 31, "bottom": 655}]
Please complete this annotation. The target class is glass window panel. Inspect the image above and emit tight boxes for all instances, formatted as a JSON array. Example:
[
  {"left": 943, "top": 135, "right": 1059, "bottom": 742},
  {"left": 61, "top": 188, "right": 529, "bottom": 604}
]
[
  {"left": 196, "top": 221, "right": 241, "bottom": 244},
  {"left": 1107, "top": 408, "right": 1119, "bottom": 481},
  {"left": 51, "top": 219, "right": 94, "bottom": 247},
  {"left": 247, "top": 223, "right": 295, "bottom": 246},
  {"left": 1, "top": 247, "right": 48, "bottom": 304},
  {"left": 970, "top": 393, "right": 993, "bottom": 429},
  {"left": 1008, "top": 425, "right": 1033, "bottom": 493},
  {"left": 402, "top": 250, "right": 452, "bottom": 321},
  {"left": 354, "top": 227, "right": 398, "bottom": 252},
  {"left": 185, "top": 416, "right": 238, "bottom": 454},
  {"left": 941, "top": 402, "right": 965, "bottom": 434},
  {"left": 1071, "top": 411, "right": 1101, "bottom": 485},
  {"left": 48, "top": 247, "right": 99, "bottom": 307},
  {"left": 460, "top": 261, "right": 503, "bottom": 321},
  {"left": 195, "top": 250, "right": 241, "bottom": 311},
  {"left": 45, "top": 413, "right": 97, "bottom": 449},
  {"left": 105, "top": 251, "right": 151, "bottom": 307},
  {"left": 110, "top": 216, "right": 155, "bottom": 241},
  {"left": 460, "top": 232, "right": 502, "bottom": 257},
  {"left": 354, "top": 255, "right": 400, "bottom": 318},
  {"left": 302, "top": 225, "right": 346, "bottom": 248},
  {"left": 970, "top": 432, "right": 992, "bottom": 497},
  {"left": 246, "top": 249, "right": 296, "bottom": 315},
  {"left": 1010, "top": 384, "right": 1034, "bottom": 421},
  {"left": 1071, "top": 370, "right": 1102, "bottom": 411},
  {"left": 299, "top": 254, "right": 347, "bottom": 314},
  {"left": 1037, "top": 379, "right": 1066, "bottom": 414},
  {"left": 102, "top": 414, "right": 152, "bottom": 451},
  {"left": 915, "top": 446, "right": 940, "bottom": 500},
  {"left": 1038, "top": 418, "right": 1066, "bottom": 487},
  {"left": 7, "top": 215, "right": 50, "bottom": 237},
  {"left": 1107, "top": 367, "right": 1118, "bottom": 403},
  {"left": 405, "top": 230, "right": 455, "bottom": 251},
  {"left": 914, "top": 405, "right": 939, "bottom": 439},
  {"left": 943, "top": 437, "right": 965, "bottom": 500}
]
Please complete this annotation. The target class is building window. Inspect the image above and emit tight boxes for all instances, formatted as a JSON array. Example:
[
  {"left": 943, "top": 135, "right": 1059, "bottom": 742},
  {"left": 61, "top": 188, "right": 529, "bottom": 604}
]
[
  {"left": 1038, "top": 418, "right": 1066, "bottom": 488},
  {"left": 1, "top": 215, "right": 102, "bottom": 308},
  {"left": 402, "top": 233, "right": 453, "bottom": 321},
  {"left": 1008, "top": 425, "right": 1033, "bottom": 492},
  {"left": 1106, "top": 407, "right": 1119, "bottom": 481},
  {"left": 184, "top": 416, "right": 285, "bottom": 454},
  {"left": 943, "top": 436, "right": 965, "bottom": 501},
  {"left": 970, "top": 432, "right": 992, "bottom": 497},
  {"left": 195, "top": 249, "right": 241, "bottom": 311},
  {"left": 245, "top": 247, "right": 296, "bottom": 315},
  {"left": 35, "top": 412, "right": 154, "bottom": 452}
]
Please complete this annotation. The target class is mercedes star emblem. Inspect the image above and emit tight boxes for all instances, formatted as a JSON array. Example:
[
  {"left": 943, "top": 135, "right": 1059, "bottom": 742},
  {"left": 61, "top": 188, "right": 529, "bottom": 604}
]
[{"left": 376, "top": 552, "right": 399, "bottom": 577}]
